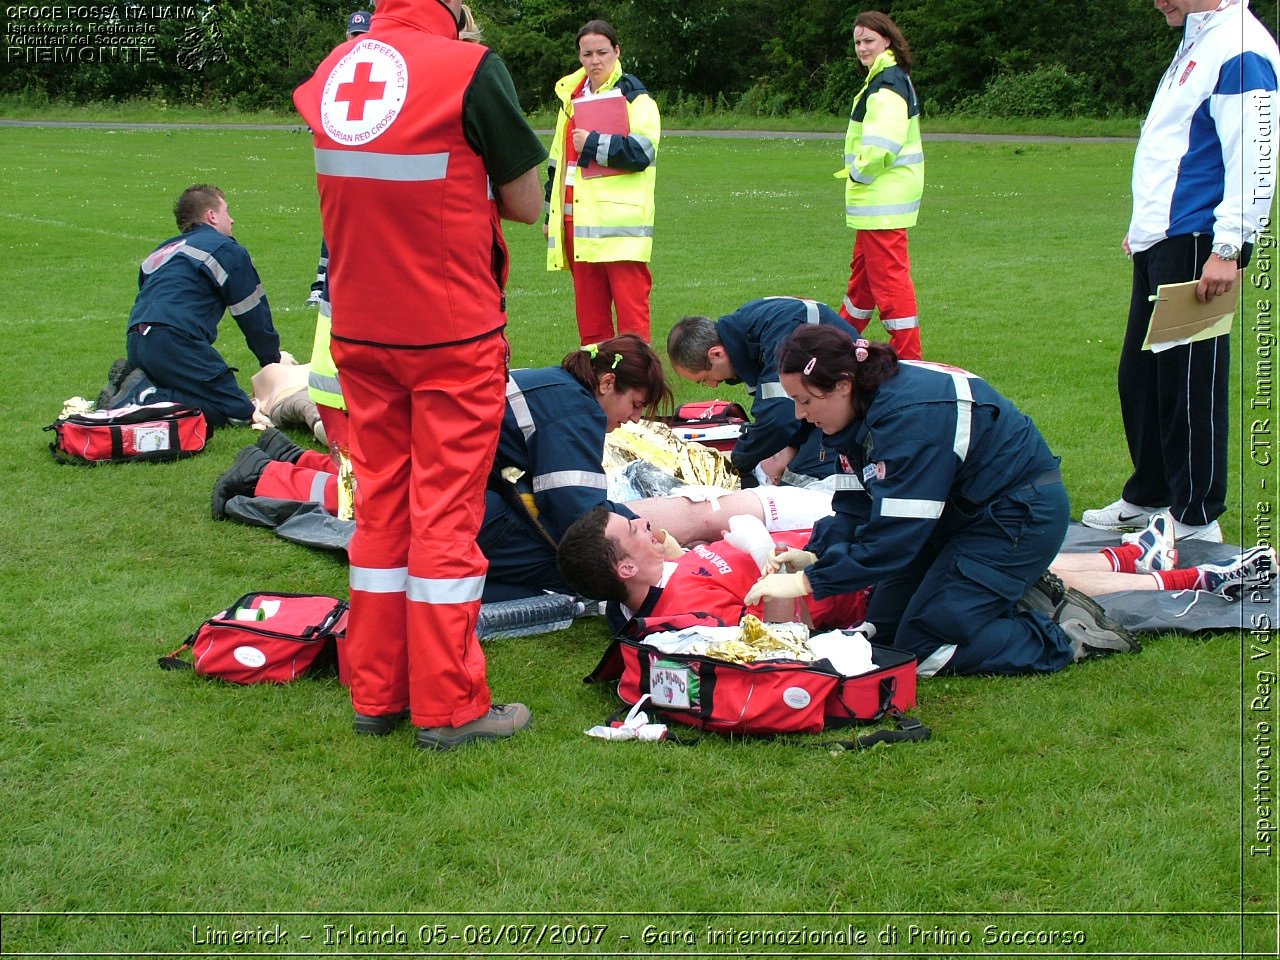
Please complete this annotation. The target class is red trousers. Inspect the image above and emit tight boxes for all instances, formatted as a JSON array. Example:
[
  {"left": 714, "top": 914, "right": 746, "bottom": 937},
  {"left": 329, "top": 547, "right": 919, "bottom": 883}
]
[
  {"left": 331, "top": 333, "right": 508, "bottom": 728},
  {"left": 565, "top": 220, "right": 652, "bottom": 344},
  {"left": 838, "top": 228, "right": 922, "bottom": 361},
  {"left": 317, "top": 404, "right": 349, "bottom": 454},
  {"left": 257, "top": 454, "right": 339, "bottom": 513}
]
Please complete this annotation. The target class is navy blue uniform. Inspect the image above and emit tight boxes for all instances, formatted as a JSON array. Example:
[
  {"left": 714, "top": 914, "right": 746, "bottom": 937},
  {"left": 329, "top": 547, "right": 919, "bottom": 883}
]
[
  {"left": 805, "top": 361, "right": 1074, "bottom": 676},
  {"left": 478, "top": 368, "right": 637, "bottom": 600},
  {"left": 125, "top": 224, "right": 280, "bottom": 426},
  {"left": 717, "top": 297, "right": 858, "bottom": 484}
]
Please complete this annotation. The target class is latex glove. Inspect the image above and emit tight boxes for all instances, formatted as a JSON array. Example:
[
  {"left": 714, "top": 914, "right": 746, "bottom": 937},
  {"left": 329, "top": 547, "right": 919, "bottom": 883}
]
[
  {"left": 279, "top": 350, "right": 298, "bottom": 365},
  {"left": 758, "top": 446, "right": 796, "bottom": 486},
  {"left": 744, "top": 571, "right": 811, "bottom": 606},
  {"left": 766, "top": 546, "right": 818, "bottom": 574},
  {"left": 833, "top": 167, "right": 851, "bottom": 180},
  {"left": 657, "top": 529, "right": 685, "bottom": 560}
]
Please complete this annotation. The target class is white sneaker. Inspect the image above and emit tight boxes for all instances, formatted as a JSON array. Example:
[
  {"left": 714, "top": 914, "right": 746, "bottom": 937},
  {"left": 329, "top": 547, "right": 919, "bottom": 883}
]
[
  {"left": 1123, "top": 512, "right": 1178, "bottom": 573},
  {"left": 305, "top": 289, "right": 323, "bottom": 307},
  {"left": 1173, "top": 519, "right": 1223, "bottom": 543},
  {"left": 1197, "top": 547, "right": 1277, "bottom": 599},
  {"left": 1081, "top": 498, "right": 1166, "bottom": 532}
]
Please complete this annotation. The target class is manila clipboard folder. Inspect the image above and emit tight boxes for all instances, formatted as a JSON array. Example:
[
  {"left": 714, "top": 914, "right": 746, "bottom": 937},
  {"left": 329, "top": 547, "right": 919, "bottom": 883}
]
[
  {"left": 572, "top": 90, "right": 630, "bottom": 179},
  {"left": 1142, "top": 275, "right": 1238, "bottom": 353}
]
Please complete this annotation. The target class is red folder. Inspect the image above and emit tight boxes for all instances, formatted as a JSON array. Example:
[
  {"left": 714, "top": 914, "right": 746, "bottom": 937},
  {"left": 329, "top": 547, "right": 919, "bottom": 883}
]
[{"left": 572, "top": 91, "right": 630, "bottom": 179}]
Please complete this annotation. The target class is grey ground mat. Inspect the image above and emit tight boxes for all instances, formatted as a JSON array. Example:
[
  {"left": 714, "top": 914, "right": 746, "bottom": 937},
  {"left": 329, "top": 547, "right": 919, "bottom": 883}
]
[
  {"left": 223, "top": 497, "right": 1272, "bottom": 634},
  {"left": 1061, "top": 523, "right": 1274, "bottom": 633}
]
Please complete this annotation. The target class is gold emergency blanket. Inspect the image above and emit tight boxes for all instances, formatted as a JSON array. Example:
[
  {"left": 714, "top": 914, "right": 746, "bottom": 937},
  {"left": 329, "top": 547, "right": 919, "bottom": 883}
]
[
  {"left": 604, "top": 419, "right": 739, "bottom": 489},
  {"left": 702, "top": 615, "right": 814, "bottom": 665}
]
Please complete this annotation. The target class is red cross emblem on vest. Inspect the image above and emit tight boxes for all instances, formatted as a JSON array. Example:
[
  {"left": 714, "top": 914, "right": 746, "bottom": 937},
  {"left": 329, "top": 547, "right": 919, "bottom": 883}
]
[{"left": 335, "top": 61, "right": 386, "bottom": 122}]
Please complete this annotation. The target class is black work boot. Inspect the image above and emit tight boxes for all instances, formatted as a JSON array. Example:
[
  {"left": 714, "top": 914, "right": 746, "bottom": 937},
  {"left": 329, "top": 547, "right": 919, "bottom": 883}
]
[{"left": 211, "top": 446, "right": 272, "bottom": 519}]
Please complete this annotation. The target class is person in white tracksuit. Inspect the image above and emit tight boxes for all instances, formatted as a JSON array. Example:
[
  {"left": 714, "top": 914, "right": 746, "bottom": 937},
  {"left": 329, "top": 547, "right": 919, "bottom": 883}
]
[{"left": 1083, "top": 0, "right": 1280, "bottom": 543}]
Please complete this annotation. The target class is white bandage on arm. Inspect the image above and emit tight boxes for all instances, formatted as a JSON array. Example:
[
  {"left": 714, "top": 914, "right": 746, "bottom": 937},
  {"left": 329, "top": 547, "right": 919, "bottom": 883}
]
[
  {"left": 668, "top": 485, "right": 729, "bottom": 509},
  {"left": 747, "top": 485, "right": 835, "bottom": 532}
]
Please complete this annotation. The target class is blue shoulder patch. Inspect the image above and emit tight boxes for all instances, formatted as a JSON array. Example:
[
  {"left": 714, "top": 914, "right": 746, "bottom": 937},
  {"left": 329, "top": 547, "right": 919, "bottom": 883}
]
[{"left": 1216, "top": 51, "right": 1279, "bottom": 96}]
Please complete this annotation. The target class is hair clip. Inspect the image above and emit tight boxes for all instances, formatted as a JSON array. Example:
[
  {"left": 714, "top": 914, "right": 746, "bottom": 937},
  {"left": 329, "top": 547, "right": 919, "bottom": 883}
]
[
  {"left": 580, "top": 343, "right": 599, "bottom": 358},
  {"left": 854, "top": 339, "right": 870, "bottom": 363},
  {"left": 611, "top": 353, "right": 623, "bottom": 370},
  {"left": 803, "top": 357, "right": 817, "bottom": 376}
]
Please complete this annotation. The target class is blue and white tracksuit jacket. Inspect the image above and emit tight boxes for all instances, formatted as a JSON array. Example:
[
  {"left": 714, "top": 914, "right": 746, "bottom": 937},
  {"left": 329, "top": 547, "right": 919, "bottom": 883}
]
[
  {"left": 479, "top": 367, "right": 637, "bottom": 598},
  {"left": 1128, "top": 0, "right": 1279, "bottom": 252},
  {"left": 128, "top": 224, "right": 280, "bottom": 367},
  {"left": 805, "top": 362, "right": 1074, "bottom": 676},
  {"left": 717, "top": 296, "right": 858, "bottom": 482}
]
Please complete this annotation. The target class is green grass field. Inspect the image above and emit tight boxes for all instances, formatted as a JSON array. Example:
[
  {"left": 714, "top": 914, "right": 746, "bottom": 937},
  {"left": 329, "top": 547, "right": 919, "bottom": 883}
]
[{"left": 0, "top": 125, "right": 1274, "bottom": 957}]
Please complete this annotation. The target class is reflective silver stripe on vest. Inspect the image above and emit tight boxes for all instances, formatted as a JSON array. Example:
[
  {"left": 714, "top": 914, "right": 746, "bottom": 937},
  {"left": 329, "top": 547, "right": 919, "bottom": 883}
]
[
  {"left": 763, "top": 296, "right": 821, "bottom": 324},
  {"left": 308, "top": 369, "right": 342, "bottom": 397},
  {"left": 350, "top": 565, "right": 408, "bottom": 593},
  {"left": 315, "top": 148, "right": 449, "bottom": 182},
  {"left": 574, "top": 225, "right": 654, "bottom": 239},
  {"left": 831, "top": 474, "right": 865, "bottom": 492},
  {"left": 506, "top": 377, "right": 536, "bottom": 441},
  {"left": 881, "top": 315, "right": 919, "bottom": 330},
  {"left": 880, "top": 497, "right": 944, "bottom": 519},
  {"left": 309, "top": 472, "right": 329, "bottom": 505},
  {"left": 842, "top": 296, "right": 873, "bottom": 320},
  {"left": 227, "top": 283, "right": 265, "bottom": 317},
  {"left": 631, "top": 133, "right": 656, "bottom": 164},
  {"left": 901, "top": 362, "right": 976, "bottom": 461},
  {"left": 846, "top": 199, "right": 921, "bottom": 217},
  {"left": 892, "top": 151, "right": 924, "bottom": 167},
  {"left": 407, "top": 574, "right": 484, "bottom": 604},
  {"left": 181, "top": 245, "right": 228, "bottom": 286},
  {"left": 860, "top": 134, "right": 903, "bottom": 153},
  {"left": 533, "top": 470, "right": 607, "bottom": 493},
  {"left": 319, "top": 298, "right": 332, "bottom": 319},
  {"left": 850, "top": 166, "right": 876, "bottom": 185},
  {"left": 949, "top": 372, "right": 973, "bottom": 461},
  {"left": 916, "top": 644, "right": 956, "bottom": 677},
  {"left": 562, "top": 202, "right": 573, "bottom": 216},
  {"left": 759, "top": 381, "right": 788, "bottom": 400}
]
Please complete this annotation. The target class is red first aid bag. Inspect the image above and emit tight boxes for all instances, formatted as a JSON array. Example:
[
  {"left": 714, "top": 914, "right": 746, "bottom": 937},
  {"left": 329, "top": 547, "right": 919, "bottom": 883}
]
[
  {"left": 159, "top": 593, "right": 347, "bottom": 684},
  {"left": 587, "top": 615, "right": 921, "bottom": 737},
  {"left": 47, "top": 402, "right": 207, "bottom": 464},
  {"left": 659, "top": 400, "right": 748, "bottom": 453}
]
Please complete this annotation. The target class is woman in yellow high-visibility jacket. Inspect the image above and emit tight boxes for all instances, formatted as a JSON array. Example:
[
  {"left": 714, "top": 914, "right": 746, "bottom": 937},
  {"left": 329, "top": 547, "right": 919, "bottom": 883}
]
[
  {"left": 544, "top": 19, "right": 660, "bottom": 346},
  {"left": 837, "top": 11, "right": 924, "bottom": 361}
]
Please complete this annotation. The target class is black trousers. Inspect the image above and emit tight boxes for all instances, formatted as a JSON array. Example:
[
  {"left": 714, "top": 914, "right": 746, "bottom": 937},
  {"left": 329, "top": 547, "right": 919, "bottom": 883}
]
[{"left": 1118, "top": 234, "right": 1245, "bottom": 526}]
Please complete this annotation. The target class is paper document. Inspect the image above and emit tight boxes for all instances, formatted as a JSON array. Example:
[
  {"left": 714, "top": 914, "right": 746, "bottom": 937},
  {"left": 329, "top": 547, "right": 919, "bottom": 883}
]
[
  {"left": 1143, "top": 276, "right": 1238, "bottom": 353},
  {"left": 571, "top": 90, "right": 630, "bottom": 179}
]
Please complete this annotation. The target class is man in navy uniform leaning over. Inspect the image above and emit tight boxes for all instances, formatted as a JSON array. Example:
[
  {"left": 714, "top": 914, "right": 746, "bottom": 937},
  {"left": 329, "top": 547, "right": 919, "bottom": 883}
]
[{"left": 99, "top": 184, "right": 284, "bottom": 427}]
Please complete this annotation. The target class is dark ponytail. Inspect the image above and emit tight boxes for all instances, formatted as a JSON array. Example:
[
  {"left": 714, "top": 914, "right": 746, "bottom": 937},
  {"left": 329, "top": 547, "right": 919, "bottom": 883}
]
[
  {"left": 778, "top": 326, "right": 898, "bottom": 421},
  {"left": 561, "top": 333, "right": 673, "bottom": 418}
]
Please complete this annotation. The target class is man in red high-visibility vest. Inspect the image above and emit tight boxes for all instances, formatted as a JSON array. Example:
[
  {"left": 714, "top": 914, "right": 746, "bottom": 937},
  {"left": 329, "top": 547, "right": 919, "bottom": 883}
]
[{"left": 293, "top": 0, "right": 546, "bottom": 750}]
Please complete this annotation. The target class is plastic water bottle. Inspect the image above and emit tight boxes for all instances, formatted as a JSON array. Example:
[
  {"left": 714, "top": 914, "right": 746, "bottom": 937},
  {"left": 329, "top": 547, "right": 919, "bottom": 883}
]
[{"left": 477, "top": 592, "right": 592, "bottom": 640}]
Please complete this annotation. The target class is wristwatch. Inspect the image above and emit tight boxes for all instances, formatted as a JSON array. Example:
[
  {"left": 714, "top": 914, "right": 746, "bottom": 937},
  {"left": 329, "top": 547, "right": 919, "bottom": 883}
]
[{"left": 1212, "top": 242, "right": 1241, "bottom": 261}]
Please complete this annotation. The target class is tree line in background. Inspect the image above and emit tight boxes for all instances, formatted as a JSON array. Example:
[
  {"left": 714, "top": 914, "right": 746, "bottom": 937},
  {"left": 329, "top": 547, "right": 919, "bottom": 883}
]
[{"left": 4, "top": 0, "right": 1278, "bottom": 118}]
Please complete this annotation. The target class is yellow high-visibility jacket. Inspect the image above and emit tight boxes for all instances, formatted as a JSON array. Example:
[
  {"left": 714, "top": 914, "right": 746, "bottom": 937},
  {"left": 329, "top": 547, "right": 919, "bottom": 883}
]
[
  {"left": 545, "top": 61, "right": 660, "bottom": 268},
  {"left": 844, "top": 50, "right": 924, "bottom": 230},
  {"left": 306, "top": 302, "right": 345, "bottom": 412}
]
